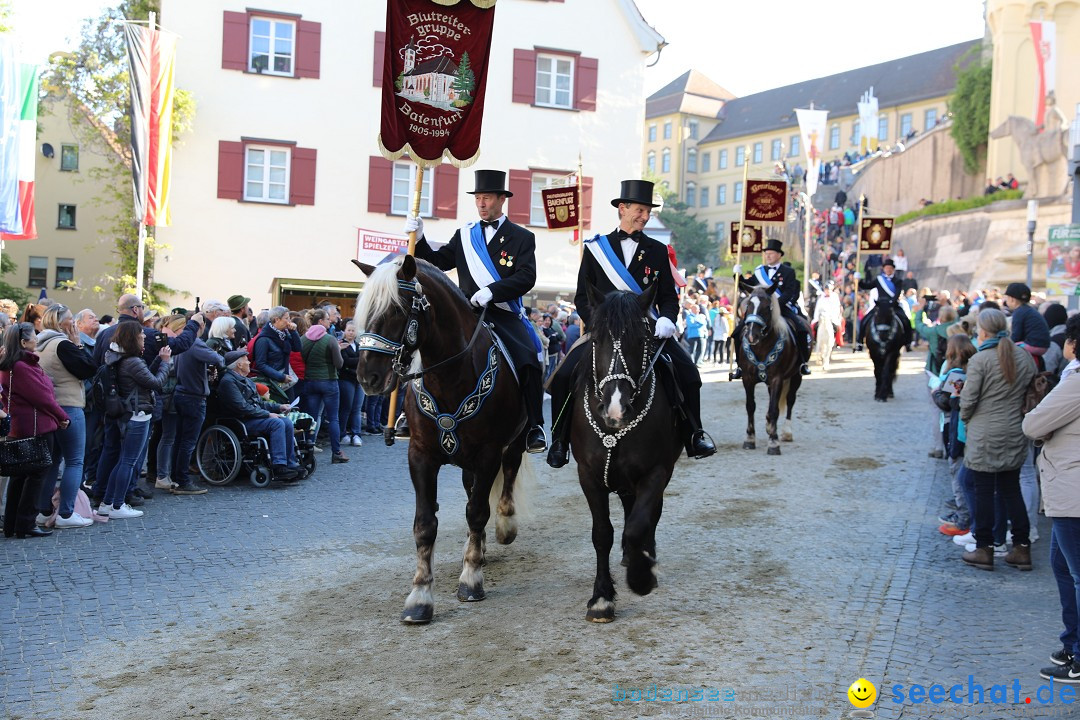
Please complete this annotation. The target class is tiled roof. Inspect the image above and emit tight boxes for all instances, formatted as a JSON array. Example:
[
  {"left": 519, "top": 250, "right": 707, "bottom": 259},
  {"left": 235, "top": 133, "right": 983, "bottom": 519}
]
[
  {"left": 646, "top": 69, "right": 733, "bottom": 119},
  {"left": 699, "top": 40, "right": 979, "bottom": 145}
]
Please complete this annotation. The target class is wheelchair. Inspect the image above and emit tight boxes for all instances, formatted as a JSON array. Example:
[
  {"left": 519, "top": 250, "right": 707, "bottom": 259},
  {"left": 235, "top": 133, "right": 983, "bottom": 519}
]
[{"left": 195, "top": 390, "right": 317, "bottom": 488}]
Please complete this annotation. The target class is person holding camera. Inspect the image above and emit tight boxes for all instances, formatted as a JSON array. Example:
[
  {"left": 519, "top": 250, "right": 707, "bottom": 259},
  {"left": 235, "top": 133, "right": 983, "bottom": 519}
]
[
  {"left": 92, "top": 294, "right": 203, "bottom": 367},
  {"left": 170, "top": 314, "right": 225, "bottom": 495}
]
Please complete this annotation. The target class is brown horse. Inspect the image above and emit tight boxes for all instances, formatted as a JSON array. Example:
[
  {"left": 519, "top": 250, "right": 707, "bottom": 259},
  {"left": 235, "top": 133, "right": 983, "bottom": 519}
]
[
  {"left": 570, "top": 284, "right": 682, "bottom": 622},
  {"left": 353, "top": 256, "right": 529, "bottom": 624},
  {"left": 735, "top": 285, "right": 802, "bottom": 455}
]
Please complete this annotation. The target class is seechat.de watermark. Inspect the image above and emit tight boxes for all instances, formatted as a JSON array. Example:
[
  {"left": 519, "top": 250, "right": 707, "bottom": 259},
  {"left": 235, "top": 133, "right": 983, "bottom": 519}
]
[{"left": 890, "top": 676, "right": 1078, "bottom": 707}]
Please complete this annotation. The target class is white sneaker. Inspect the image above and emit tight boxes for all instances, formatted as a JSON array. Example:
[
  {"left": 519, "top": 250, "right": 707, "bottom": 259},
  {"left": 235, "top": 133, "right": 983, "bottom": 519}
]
[
  {"left": 1006, "top": 530, "right": 1039, "bottom": 545},
  {"left": 953, "top": 532, "right": 975, "bottom": 546},
  {"left": 108, "top": 503, "right": 144, "bottom": 519},
  {"left": 351, "top": 434, "right": 363, "bottom": 447},
  {"left": 55, "top": 512, "right": 93, "bottom": 528},
  {"left": 96, "top": 503, "right": 112, "bottom": 517},
  {"left": 155, "top": 477, "right": 177, "bottom": 490},
  {"left": 36, "top": 512, "right": 52, "bottom": 526},
  {"left": 963, "top": 543, "right": 1009, "bottom": 556}
]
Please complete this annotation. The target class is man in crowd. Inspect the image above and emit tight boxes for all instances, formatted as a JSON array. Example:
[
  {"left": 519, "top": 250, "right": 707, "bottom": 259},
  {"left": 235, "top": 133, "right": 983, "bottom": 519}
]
[
  {"left": 228, "top": 294, "right": 253, "bottom": 348},
  {"left": 93, "top": 294, "right": 202, "bottom": 365},
  {"left": 403, "top": 169, "right": 548, "bottom": 454}
]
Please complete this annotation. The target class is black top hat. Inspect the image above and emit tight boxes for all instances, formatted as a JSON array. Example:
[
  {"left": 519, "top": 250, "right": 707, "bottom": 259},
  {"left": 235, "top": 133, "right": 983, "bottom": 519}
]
[
  {"left": 882, "top": 258, "right": 895, "bottom": 268},
  {"left": 467, "top": 170, "right": 512, "bottom": 197},
  {"left": 611, "top": 179, "right": 660, "bottom": 208},
  {"left": 763, "top": 238, "right": 784, "bottom": 255}
]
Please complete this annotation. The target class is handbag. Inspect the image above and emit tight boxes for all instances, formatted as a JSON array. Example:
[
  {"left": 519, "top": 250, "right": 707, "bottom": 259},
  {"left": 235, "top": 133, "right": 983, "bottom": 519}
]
[{"left": 0, "top": 367, "right": 53, "bottom": 476}]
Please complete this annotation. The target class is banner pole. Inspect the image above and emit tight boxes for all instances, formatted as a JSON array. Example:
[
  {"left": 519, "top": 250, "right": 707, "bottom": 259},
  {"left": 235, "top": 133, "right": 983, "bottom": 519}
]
[
  {"left": 577, "top": 153, "right": 584, "bottom": 261},
  {"left": 135, "top": 223, "right": 147, "bottom": 300},
  {"left": 385, "top": 167, "right": 425, "bottom": 446},
  {"left": 853, "top": 193, "right": 865, "bottom": 351},
  {"left": 729, "top": 145, "right": 751, "bottom": 380}
]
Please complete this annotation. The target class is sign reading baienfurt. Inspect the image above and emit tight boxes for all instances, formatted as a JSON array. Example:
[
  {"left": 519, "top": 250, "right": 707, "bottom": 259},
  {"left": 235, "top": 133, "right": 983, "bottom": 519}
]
[
  {"left": 379, "top": 0, "right": 498, "bottom": 168},
  {"left": 541, "top": 186, "right": 579, "bottom": 229}
]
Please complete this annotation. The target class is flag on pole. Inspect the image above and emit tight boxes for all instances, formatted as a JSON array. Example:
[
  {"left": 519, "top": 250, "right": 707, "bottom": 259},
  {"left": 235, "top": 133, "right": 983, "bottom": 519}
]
[
  {"left": 856, "top": 87, "right": 879, "bottom": 153},
  {"left": 0, "top": 48, "right": 40, "bottom": 240},
  {"left": 795, "top": 108, "right": 828, "bottom": 199},
  {"left": 1029, "top": 21, "right": 1056, "bottom": 127},
  {"left": 378, "top": 0, "right": 498, "bottom": 168},
  {"left": 125, "top": 23, "right": 178, "bottom": 226}
]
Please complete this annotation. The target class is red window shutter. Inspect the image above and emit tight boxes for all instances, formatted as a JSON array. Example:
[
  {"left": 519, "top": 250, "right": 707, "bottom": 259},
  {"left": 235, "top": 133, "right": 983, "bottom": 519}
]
[
  {"left": 433, "top": 165, "right": 459, "bottom": 219},
  {"left": 368, "top": 156, "right": 393, "bottom": 214},
  {"left": 373, "top": 31, "right": 386, "bottom": 88},
  {"left": 290, "top": 147, "right": 317, "bottom": 205},
  {"left": 581, "top": 175, "right": 594, "bottom": 229},
  {"left": 576, "top": 57, "right": 598, "bottom": 112},
  {"left": 221, "top": 11, "right": 249, "bottom": 71},
  {"left": 512, "top": 49, "right": 537, "bottom": 105},
  {"left": 217, "top": 141, "right": 244, "bottom": 200},
  {"left": 507, "top": 170, "right": 532, "bottom": 224},
  {"left": 295, "top": 20, "right": 321, "bottom": 79}
]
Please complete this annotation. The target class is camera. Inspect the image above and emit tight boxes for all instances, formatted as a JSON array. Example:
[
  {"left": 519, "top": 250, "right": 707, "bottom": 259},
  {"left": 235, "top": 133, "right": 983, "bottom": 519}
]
[{"left": 155, "top": 332, "right": 168, "bottom": 347}]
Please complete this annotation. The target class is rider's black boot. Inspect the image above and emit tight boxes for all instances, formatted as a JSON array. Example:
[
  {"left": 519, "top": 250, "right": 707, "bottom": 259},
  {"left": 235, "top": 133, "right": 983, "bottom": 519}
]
[{"left": 520, "top": 366, "right": 547, "bottom": 454}]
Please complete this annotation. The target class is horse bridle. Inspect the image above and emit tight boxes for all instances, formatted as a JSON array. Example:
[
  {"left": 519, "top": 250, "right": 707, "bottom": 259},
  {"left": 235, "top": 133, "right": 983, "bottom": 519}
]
[
  {"left": 590, "top": 321, "right": 656, "bottom": 403},
  {"left": 356, "top": 279, "right": 488, "bottom": 382}
]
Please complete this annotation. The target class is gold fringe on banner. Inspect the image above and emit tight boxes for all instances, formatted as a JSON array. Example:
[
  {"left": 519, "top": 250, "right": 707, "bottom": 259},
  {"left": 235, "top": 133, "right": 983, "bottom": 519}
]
[{"left": 377, "top": 134, "right": 481, "bottom": 170}]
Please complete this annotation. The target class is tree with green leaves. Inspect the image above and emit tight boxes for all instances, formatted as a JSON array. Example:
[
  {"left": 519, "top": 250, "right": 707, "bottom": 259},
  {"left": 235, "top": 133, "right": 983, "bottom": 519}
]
[
  {"left": 453, "top": 51, "right": 475, "bottom": 103},
  {"left": 0, "top": 255, "right": 32, "bottom": 307},
  {"left": 41, "top": 0, "right": 194, "bottom": 311},
  {"left": 949, "top": 45, "right": 991, "bottom": 175}
]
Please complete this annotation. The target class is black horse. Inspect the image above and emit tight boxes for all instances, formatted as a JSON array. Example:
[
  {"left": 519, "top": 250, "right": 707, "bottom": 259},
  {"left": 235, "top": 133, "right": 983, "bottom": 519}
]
[
  {"left": 353, "top": 256, "right": 530, "bottom": 624},
  {"left": 863, "top": 301, "right": 905, "bottom": 402},
  {"left": 734, "top": 285, "right": 802, "bottom": 455},
  {"left": 570, "top": 284, "right": 682, "bottom": 623}
]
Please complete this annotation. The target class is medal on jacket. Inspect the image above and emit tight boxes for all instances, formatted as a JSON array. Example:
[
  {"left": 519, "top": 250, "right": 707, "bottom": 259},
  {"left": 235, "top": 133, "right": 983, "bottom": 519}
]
[
  {"left": 642, "top": 266, "right": 652, "bottom": 285},
  {"left": 499, "top": 250, "right": 514, "bottom": 267},
  {"left": 637, "top": 249, "right": 645, "bottom": 263}
]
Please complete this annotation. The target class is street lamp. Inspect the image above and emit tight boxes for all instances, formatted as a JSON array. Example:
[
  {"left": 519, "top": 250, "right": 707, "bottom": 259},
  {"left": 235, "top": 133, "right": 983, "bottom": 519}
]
[{"left": 1026, "top": 199, "right": 1038, "bottom": 288}]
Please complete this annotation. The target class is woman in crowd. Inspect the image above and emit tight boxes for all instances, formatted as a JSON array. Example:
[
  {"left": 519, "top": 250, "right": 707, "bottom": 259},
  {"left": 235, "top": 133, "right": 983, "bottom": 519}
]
[
  {"left": 206, "top": 316, "right": 237, "bottom": 356},
  {"left": 1025, "top": 314, "right": 1080, "bottom": 682},
  {"left": 337, "top": 320, "right": 363, "bottom": 447},
  {"left": 935, "top": 332, "right": 976, "bottom": 538},
  {"left": 1, "top": 323, "right": 70, "bottom": 538},
  {"left": 99, "top": 322, "right": 172, "bottom": 518},
  {"left": 959, "top": 308, "right": 1036, "bottom": 571},
  {"left": 682, "top": 299, "right": 707, "bottom": 365},
  {"left": 301, "top": 309, "right": 346, "bottom": 463},
  {"left": 153, "top": 315, "right": 187, "bottom": 491},
  {"left": 252, "top": 306, "right": 301, "bottom": 403},
  {"left": 711, "top": 303, "right": 729, "bottom": 364},
  {"left": 35, "top": 305, "right": 97, "bottom": 528},
  {"left": 914, "top": 300, "right": 958, "bottom": 459}
]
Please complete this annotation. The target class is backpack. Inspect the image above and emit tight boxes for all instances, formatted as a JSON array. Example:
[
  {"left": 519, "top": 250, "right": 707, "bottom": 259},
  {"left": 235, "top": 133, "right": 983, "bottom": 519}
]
[
  {"left": 90, "top": 362, "right": 136, "bottom": 419},
  {"left": 1022, "top": 371, "right": 1056, "bottom": 415},
  {"left": 246, "top": 328, "right": 263, "bottom": 373}
]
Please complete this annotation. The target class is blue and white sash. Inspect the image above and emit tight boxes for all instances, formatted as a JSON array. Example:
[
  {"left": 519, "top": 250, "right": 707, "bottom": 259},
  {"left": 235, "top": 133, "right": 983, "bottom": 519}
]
[
  {"left": 754, "top": 265, "right": 781, "bottom": 297},
  {"left": 584, "top": 234, "right": 657, "bottom": 318},
  {"left": 461, "top": 222, "right": 543, "bottom": 361},
  {"left": 877, "top": 273, "right": 897, "bottom": 299}
]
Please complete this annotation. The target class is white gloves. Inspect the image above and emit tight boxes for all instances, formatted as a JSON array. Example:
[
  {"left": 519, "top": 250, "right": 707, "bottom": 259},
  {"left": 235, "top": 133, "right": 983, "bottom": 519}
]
[
  {"left": 732, "top": 264, "right": 743, "bottom": 276},
  {"left": 402, "top": 215, "right": 424, "bottom": 238},
  {"left": 853, "top": 272, "right": 862, "bottom": 280},
  {"left": 654, "top": 316, "right": 677, "bottom": 339},
  {"left": 470, "top": 286, "right": 493, "bottom": 308}
]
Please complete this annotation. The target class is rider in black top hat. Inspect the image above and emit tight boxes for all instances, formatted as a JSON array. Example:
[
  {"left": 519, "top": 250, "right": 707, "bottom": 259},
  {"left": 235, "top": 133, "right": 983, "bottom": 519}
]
[
  {"left": 545, "top": 179, "right": 717, "bottom": 468},
  {"left": 403, "top": 169, "right": 548, "bottom": 453},
  {"left": 857, "top": 256, "right": 913, "bottom": 346},
  {"left": 731, "top": 238, "right": 813, "bottom": 377}
]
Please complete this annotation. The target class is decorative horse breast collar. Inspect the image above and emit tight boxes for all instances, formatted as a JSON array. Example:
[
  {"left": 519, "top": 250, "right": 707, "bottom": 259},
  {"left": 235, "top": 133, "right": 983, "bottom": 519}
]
[
  {"left": 412, "top": 345, "right": 500, "bottom": 455},
  {"left": 741, "top": 318, "right": 788, "bottom": 383}
]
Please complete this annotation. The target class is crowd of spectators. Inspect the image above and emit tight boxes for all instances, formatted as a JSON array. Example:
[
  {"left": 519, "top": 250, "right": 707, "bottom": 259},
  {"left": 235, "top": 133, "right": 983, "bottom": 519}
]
[{"left": 0, "top": 294, "right": 375, "bottom": 539}]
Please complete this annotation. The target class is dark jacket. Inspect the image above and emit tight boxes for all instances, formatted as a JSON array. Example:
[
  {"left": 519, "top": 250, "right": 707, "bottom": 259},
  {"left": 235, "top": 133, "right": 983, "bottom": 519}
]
[
  {"left": 103, "top": 348, "right": 171, "bottom": 416},
  {"left": 0, "top": 354, "right": 69, "bottom": 438},
  {"left": 575, "top": 230, "right": 679, "bottom": 326},
  {"left": 217, "top": 370, "right": 278, "bottom": 420},
  {"left": 858, "top": 271, "right": 904, "bottom": 307},
  {"left": 742, "top": 262, "right": 800, "bottom": 309},
  {"left": 339, "top": 340, "right": 360, "bottom": 383},
  {"left": 414, "top": 217, "right": 541, "bottom": 370},
  {"left": 253, "top": 326, "right": 302, "bottom": 382},
  {"left": 93, "top": 314, "right": 200, "bottom": 367},
  {"left": 175, "top": 338, "right": 225, "bottom": 397},
  {"left": 1009, "top": 303, "right": 1051, "bottom": 349}
]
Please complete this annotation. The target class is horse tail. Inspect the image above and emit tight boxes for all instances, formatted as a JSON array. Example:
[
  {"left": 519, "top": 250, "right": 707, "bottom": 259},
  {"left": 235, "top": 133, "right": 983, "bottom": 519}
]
[
  {"left": 489, "top": 449, "right": 534, "bottom": 543},
  {"left": 779, "top": 378, "right": 790, "bottom": 417}
]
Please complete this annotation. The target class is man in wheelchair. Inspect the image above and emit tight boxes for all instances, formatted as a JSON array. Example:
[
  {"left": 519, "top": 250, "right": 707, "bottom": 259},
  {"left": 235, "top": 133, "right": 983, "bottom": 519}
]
[{"left": 217, "top": 351, "right": 302, "bottom": 481}]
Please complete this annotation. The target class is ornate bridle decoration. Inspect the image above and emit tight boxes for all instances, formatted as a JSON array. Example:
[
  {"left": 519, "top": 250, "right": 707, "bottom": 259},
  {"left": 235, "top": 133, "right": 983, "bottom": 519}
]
[
  {"left": 741, "top": 311, "right": 787, "bottom": 383},
  {"left": 585, "top": 327, "right": 657, "bottom": 489},
  {"left": 412, "top": 345, "right": 500, "bottom": 456},
  {"left": 356, "top": 280, "right": 430, "bottom": 379},
  {"left": 869, "top": 307, "right": 900, "bottom": 346}
]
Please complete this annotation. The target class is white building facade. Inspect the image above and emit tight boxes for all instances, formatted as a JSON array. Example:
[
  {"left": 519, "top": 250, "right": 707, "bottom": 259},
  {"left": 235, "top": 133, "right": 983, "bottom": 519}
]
[{"left": 157, "top": 0, "right": 663, "bottom": 313}]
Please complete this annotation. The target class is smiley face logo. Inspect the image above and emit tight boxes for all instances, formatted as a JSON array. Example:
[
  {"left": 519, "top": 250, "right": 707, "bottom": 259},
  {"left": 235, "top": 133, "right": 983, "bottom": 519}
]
[{"left": 847, "top": 678, "right": 877, "bottom": 708}]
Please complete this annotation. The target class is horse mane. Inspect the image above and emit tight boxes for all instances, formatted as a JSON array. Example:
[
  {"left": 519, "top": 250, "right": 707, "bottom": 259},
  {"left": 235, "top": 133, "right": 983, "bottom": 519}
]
[
  {"left": 741, "top": 288, "right": 786, "bottom": 337},
  {"left": 590, "top": 290, "right": 651, "bottom": 346},
  {"left": 354, "top": 257, "right": 472, "bottom": 332}
]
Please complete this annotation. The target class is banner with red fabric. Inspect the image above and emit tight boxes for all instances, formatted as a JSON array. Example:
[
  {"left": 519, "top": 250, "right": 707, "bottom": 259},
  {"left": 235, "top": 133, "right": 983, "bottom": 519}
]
[
  {"left": 541, "top": 185, "right": 579, "bottom": 229},
  {"left": 859, "top": 216, "right": 894, "bottom": 254},
  {"left": 379, "top": 0, "right": 497, "bottom": 168},
  {"left": 729, "top": 222, "right": 763, "bottom": 255}
]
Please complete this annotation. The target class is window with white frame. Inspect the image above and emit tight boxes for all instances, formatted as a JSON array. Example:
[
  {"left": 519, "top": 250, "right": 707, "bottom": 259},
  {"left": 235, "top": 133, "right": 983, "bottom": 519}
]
[
  {"left": 900, "top": 113, "right": 912, "bottom": 137},
  {"left": 688, "top": 119, "right": 699, "bottom": 140},
  {"left": 770, "top": 139, "right": 782, "bottom": 161},
  {"left": 55, "top": 258, "right": 74, "bottom": 288},
  {"left": 878, "top": 117, "right": 888, "bottom": 141},
  {"left": 244, "top": 145, "right": 291, "bottom": 204},
  {"left": 734, "top": 181, "right": 743, "bottom": 203},
  {"left": 716, "top": 222, "right": 725, "bottom": 242},
  {"left": 661, "top": 148, "right": 671, "bottom": 173},
  {"left": 28, "top": 256, "right": 47, "bottom": 288},
  {"left": 701, "top": 151, "right": 711, "bottom": 173},
  {"left": 789, "top": 135, "right": 800, "bottom": 157},
  {"left": 687, "top": 148, "right": 698, "bottom": 173},
  {"left": 828, "top": 125, "right": 840, "bottom": 150},
  {"left": 685, "top": 182, "right": 696, "bottom": 207},
  {"left": 249, "top": 17, "right": 295, "bottom": 76},
  {"left": 535, "top": 54, "right": 573, "bottom": 109},
  {"left": 391, "top": 163, "right": 433, "bottom": 216},
  {"left": 699, "top": 186, "right": 709, "bottom": 208},
  {"left": 648, "top": 124, "right": 656, "bottom": 142},
  {"left": 60, "top": 144, "right": 79, "bottom": 171},
  {"left": 752, "top": 142, "right": 763, "bottom": 164},
  {"left": 663, "top": 121, "right": 672, "bottom": 139},
  {"left": 925, "top": 108, "right": 938, "bottom": 130},
  {"left": 851, "top": 120, "right": 860, "bottom": 147},
  {"left": 529, "top": 174, "right": 564, "bottom": 226},
  {"left": 735, "top": 147, "right": 745, "bottom": 167},
  {"left": 647, "top": 151, "right": 656, "bottom": 174},
  {"left": 719, "top": 149, "right": 728, "bottom": 169},
  {"left": 718, "top": 184, "right": 727, "bottom": 205}
]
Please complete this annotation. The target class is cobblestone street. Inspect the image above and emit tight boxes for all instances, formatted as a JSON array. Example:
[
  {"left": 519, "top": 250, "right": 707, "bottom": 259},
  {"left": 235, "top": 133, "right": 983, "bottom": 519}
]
[{"left": 0, "top": 351, "right": 1067, "bottom": 719}]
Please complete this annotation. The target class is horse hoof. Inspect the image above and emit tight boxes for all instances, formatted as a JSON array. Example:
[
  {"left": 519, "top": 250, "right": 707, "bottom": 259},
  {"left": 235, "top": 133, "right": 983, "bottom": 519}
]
[
  {"left": 781, "top": 432, "right": 793, "bottom": 442},
  {"left": 400, "top": 605, "right": 434, "bottom": 624},
  {"left": 586, "top": 604, "right": 616, "bottom": 623},
  {"left": 767, "top": 446, "right": 781, "bottom": 456},
  {"left": 456, "top": 584, "right": 486, "bottom": 602},
  {"left": 742, "top": 441, "right": 756, "bottom": 450}
]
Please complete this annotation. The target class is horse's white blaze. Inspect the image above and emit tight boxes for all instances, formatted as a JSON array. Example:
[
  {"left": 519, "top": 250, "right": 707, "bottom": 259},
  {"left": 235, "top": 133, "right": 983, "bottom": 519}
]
[
  {"left": 404, "top": 584, "right": 433, "bottom": 609},
  {"left": 749, "top": 296, "right": 760, "bottom": 317},
  {"left": 589, "top": 597, "right": 615, "bottom": 612},
  {"left": 606, "top": 386, "right": 624, "bottom": 422}
]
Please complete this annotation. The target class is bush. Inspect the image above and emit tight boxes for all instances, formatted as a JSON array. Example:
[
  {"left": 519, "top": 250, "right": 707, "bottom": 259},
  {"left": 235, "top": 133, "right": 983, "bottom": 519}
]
[{"left": 895, "top": 190, "right": 1022, "bottom": 226}]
